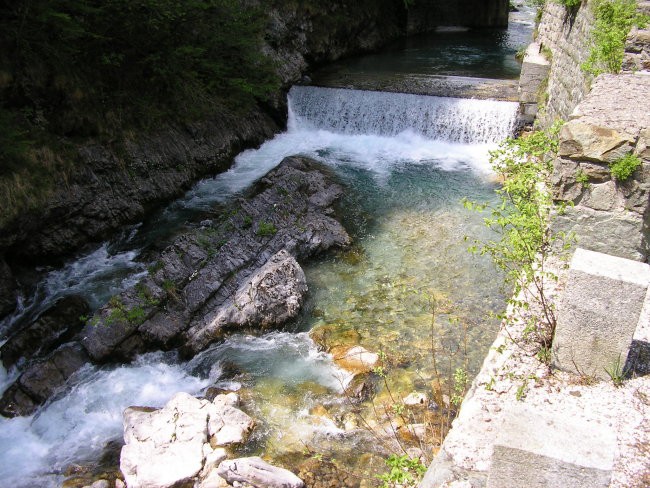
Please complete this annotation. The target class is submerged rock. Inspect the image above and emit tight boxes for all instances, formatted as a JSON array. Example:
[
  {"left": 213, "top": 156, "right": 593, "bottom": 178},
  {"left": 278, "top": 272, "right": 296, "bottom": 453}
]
[
  {"left": 331, "top": 345, "right": 380, "bottom": 374},
  {"left": 216, "top": 457, "right": 305, "bottom": 488}
]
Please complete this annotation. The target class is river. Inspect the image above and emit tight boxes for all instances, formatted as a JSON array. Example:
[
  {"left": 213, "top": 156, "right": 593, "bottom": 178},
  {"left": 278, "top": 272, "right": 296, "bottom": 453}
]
[{"left": 0, "top": 9, "right": 534, "bottom": 487}]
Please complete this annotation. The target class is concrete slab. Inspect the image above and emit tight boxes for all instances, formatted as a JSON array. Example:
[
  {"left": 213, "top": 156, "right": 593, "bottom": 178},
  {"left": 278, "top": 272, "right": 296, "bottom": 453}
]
[
  {"left": 491, "top": 402, "right": 616, "bottom": 471},
  {"left": 552, "top": 248, "right": 650, "bottom": 379},
  {"left": 487, "top": 446, "right": 611, "bottom": 488}
]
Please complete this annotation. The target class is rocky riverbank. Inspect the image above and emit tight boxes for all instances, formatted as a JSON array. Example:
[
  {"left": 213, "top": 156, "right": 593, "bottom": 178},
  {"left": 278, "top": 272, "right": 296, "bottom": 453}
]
[{"left": 0, "top": 156, "right": 350, "bottom": 417}]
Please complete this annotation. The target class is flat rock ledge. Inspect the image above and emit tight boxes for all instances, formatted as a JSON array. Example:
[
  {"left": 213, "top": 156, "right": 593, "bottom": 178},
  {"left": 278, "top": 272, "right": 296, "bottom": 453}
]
[
  {"left": 121, "top": 391, "right": 304, "bottom": 488},
  {"left": 0, "top": 156, "right": 350, "bottom": 417}
]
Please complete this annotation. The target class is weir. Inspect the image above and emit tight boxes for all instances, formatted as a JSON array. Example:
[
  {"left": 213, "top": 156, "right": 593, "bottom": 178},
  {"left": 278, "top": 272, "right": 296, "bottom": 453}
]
[{"left": 289, "top": 86, "right": 519, "bottom": 144}]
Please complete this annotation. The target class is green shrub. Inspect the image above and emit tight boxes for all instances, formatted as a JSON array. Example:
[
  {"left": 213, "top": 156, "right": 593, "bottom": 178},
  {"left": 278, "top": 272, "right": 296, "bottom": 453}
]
[
  {"left": 575, "top": 168, "right": 590, "bottom": 187},
  {"left": 257, "top": 221, "right": 278, "bottom": 237},
  {"left": 464, "top": 122, "right": 571, "bottom": 344},
  {"left": 582, "top": 0, "right": 650, "bottom": 75},
  {"left": 378, "top": 454, "right": 426, "bottom": 488},
  {"left": 0, "top": 0, "right": 279, "bottom": 135},
  {"left": 555, "top": 0, "right": 581, "bottom": 8},
  {"left": 609, "top": 153, "right": 642, "bottom": 181}
]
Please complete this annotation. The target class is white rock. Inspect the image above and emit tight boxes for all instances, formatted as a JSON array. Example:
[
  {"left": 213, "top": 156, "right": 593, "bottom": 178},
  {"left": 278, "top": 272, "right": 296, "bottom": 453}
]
[
  {"left": 403, "top": 392, "right": 428, "bottom": 407},
  {"left": 217, "top": 457, "right": 305, "bottom": 488},
  {"left": 121, "top": 439, "right": 204, "bottom": 488},
  {"left": 120, "top": 393, "right": 209, "bottom": 488},
  {"left": 213, "top": 392, "right": 240, "bottom": 408},
  {"left": 201, "top": 446, "right": 228, "bottom": 477},
  {"left": 208, "top": 402, "right": 255, "bottom": 447},
  {"left": 196, "top": 469, "right": 230, "bottom": 488}
]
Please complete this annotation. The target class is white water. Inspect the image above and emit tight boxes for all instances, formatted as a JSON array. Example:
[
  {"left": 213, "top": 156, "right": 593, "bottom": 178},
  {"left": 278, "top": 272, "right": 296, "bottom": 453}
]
[
  {"left": 289, "top": 86, "right": 518, "bottom": 143},
  {"left": 0, "top": 353, "right": 209, "bottom": 488},
  {"left": 0, "top": 86, "right": 519, "bottom": 486},
  {"left": 0, "top": 244, "right": 146, "bottom": 340}
]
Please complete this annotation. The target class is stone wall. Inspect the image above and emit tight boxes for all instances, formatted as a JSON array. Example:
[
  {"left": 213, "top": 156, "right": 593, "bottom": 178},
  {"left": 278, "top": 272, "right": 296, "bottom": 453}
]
[
  {"left": 551, "top": 74, "right": 650, "bottom": 261},
  {"left": 535, "top": 2, "right": 594, "bottom": 127},
  {"left": 541, "top": 0, "right": 650, "bottom": 262}
]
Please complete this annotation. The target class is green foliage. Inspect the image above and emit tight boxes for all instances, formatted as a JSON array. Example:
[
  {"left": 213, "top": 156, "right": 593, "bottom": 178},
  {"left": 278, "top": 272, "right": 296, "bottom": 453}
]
[
  {"left": 555, "top": 0, "right": 581, "bottom": 8},
  {"left": 0, "top": 107, "right": 33, "bottom": 176},
  {"left": 105, "top": 295, "right": 148, "bottom": 326},
  {"left": 575, "top": 168, "right": 590, "bottom": 188},
  {"left": 378, "top": 455, "right": 427, "bottom": 488},
  {"left": 257, "top": 221, "right": 278, "bottom": 237},
  {"left": 536, "top": 345, "right": 552, "bottom": 363},
  {"left": 582, "top": 0, "right": 650, "bottom": 75},
  {"left": 0, "top": 0, "right": 278, "bottom": 136},
  {"left": 136, "top": 283, "right": 160, "bottom": 307},
  {"left": 450, "top": 368, "right": 468, "bottom": 406},
  {"left": 609, "top": 153, "right": 642, "bottom": 181},
  {"left": 516, "top": 382, "right": 528, "bottom": 401},
  {"left": 242, "top": 215, "right": 253, "bottom": 229},
  {"left": 604, "top": 354, "right": 625, "bottom": 386},
  {"left": 464, "top": 122, "right": 570, "bottom": 339}
]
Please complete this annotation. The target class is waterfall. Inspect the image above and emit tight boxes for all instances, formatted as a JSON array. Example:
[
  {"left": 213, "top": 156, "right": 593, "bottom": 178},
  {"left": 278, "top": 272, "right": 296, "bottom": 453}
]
[{"left": 288, "top": 86, "right": 519, "bottom": 144}]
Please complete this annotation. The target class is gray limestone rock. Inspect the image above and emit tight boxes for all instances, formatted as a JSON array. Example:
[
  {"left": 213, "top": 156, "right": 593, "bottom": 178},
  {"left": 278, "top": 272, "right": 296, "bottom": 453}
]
[
  {"left": 81, "top": 156, "right": 349, "bottom": 364},
  {"left": 558, "top": 121, "right": 635, "bottom": 164},
  {"left": 3, "top": 157, "right": 349, "bottom": 415},
  {"left": 184, "top": 250, "right": 307, "bottom": 354},
  {"left": 551, "top": 203, "right": 648, "bottom": 262},
  {"left": 0, "top": 343, "right": 89, "bottom": 416},
  {"left": 487, "top": 446, "right": 611, "bottom": 488},
  {"left": 216, "top": 457, "right": 305, "bottom": 488}
]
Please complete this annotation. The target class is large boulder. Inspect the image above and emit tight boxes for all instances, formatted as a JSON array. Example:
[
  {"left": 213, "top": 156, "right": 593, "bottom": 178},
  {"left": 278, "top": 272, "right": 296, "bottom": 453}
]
[
  {"left": 216, "top": 457, "right": 305, "bottom": 488},
  {"left": 3, "top": 157, "right": 350, "bottom": 416},
  {"left": 184, "top": 250, "right": 308, "bottom": 354},
  {"left": 120, "top": 392, "right": 255, "bottom": 488},
  {"left": 81, "top": 156, "right": 349, "bottom": 362}
]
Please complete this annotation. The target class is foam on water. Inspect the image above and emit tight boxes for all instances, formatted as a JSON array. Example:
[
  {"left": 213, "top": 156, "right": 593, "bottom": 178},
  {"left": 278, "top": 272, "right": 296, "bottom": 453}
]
[
  {"left": 289, "top": 86, "right": 519, "bottom": 144},
  {"left": 169, "top": 87, "right": 518, "bottom": 212},
  {"left": 1, "top": 244, "right": 146, "bottom": 338},
  {"left": 187, "top": 332, "right": 354, "bottom": 392},
  {"left": 0, "top": 352, "right": 208, "bottom": 488}
]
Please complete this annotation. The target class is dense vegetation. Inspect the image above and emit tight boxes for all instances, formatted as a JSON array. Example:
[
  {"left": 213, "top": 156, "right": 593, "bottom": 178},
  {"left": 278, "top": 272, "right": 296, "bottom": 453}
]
[
  {"left": 0, "top": 0, "right": 278, "bottom": 171},
  {"left": 0, "top": 0, "right": 280, "bottom": 227},
  {"left": 582, "top": 0, "right": 649, "bottom": 75}
]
